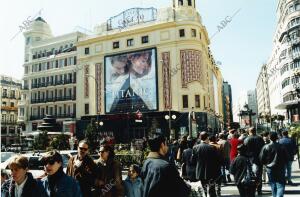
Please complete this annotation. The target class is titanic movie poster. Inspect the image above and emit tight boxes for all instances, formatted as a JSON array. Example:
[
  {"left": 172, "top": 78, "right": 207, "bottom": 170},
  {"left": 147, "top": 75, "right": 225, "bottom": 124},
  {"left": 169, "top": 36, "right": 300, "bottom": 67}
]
[{"left": 104, "top": 48, "right": 158, "bottom": 113}]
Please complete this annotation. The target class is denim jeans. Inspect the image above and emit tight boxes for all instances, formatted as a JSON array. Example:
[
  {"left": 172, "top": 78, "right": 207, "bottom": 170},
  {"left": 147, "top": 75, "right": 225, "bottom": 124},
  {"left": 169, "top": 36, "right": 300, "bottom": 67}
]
[
  {"left": 252, "top": 163, "right": 263, "bottom": 192},
  {"left": 285, "top": 161, "right": 293, "bottom": 181},
  {"left": 269, "top": 181, "right": 285, "bottom": 197},
  {"left": 267, "top": 170, "right": 285, "bottom": 197}
]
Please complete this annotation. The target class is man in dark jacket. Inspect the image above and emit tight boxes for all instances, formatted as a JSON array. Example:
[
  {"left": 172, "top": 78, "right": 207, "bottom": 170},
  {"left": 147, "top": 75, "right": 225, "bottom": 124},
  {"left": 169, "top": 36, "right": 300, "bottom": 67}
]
[
  {"left": 191, "top": 132, "right": 221, "bottom": 197},
  {"left": 243, "top": 127, "right": 265, "bottom": 194},
  {"left": 141, "top": 132, "right": 190, "bottom": 197},
  {"left": 1, "top": 155, "right": 47, "bottom": 197},
  {"left": 67, "top": 140, "right": 97, "bottom": 197},
  {"left": 259, "top": 132, "right": 289, "bottom": 197},
  {"left": 279, "top": 130, "right": 297, "bottom": 185}
]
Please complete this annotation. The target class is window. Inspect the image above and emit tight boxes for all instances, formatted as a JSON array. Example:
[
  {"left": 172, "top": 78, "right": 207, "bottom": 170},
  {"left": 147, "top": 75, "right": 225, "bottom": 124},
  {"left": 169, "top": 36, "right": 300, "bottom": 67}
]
[
  {"left": 11, "top": 102, "right": 14, "bottom": 107},
  {"left": 191, "top": 29, "right": 196, "bottom": 37},
  {"left": 127, "top": 39, "right": 134, "bottom": 46},
  {"left": 188, "top": 0, "right": 192, "bottom": 6},
  {"left": 85, "top": 103, "right": 89, "bottom": 114},
  {"left": 113, "top": 41, "right": 119, "bottom": 49},
  {"left": 182, "top": 95, "right": 188, "bottom": 108},
  {"left": 84, "top": 47, "right": 90, "bottom": 55},
  {"left": 195, "top": 95, "right": 200, "bottom": 108},
  {"left": 141, "top": 36, "right": 149, "bottom": 44},
  {"left": 179, "top": 29, "right": 185, "bottom": 37},
  {"left": 178, "top": 0, "right": 183, "bottom": 6}
]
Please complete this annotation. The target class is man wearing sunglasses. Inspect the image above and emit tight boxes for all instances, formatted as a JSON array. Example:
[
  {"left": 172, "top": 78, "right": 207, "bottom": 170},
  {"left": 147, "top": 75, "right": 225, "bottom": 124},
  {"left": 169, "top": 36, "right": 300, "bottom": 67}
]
[
  {"left": 39, "top": 150, "right": 82, "bottom": 197},
  {"left": 66, "top": 140, "right": 97, "bottom": 197}
]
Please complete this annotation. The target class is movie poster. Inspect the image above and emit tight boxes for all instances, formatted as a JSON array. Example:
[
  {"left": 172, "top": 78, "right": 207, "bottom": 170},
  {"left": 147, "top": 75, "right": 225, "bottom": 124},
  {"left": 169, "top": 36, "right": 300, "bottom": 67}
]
[{"left": 104, "top": 48, "right": 158, "bottom": 113}]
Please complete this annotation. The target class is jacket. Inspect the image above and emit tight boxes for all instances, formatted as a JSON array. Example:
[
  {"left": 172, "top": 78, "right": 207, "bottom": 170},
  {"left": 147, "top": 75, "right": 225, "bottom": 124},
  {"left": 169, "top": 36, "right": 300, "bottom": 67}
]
[
  {"left": 191, "top": 142, "right": 222, "bottom": 181},
  {"left": 124, "top": 177, "right": 143, "bottom": 197},
  {"left": 141, "top": 152, "right": 190, "bottom": 197},
  {"left": 66, "top": 155, "right": 97, "bottom": 197},
  {"left": 230, "top": 154, "right": 248, "bottom": 185},
  {"left": 259, "top": 142, "right": 289, "bottom": 182},
  {"left": 39, "top": 172, "right": 82, "bottom": 197},
  {"left": 279, "top": 136, "right": 297, "bottom": 161},
  {"left": 244, "top": 135, "right": 265, "bottom": 165},
  {"left": 1, "top": 172, "right": 47, "bottom": 197},
  {"left": 182, "top": 148, "right": 196, "bottom": 181},
  {"left": 95, "top": 159, "right": 124, "bottom": 197}
]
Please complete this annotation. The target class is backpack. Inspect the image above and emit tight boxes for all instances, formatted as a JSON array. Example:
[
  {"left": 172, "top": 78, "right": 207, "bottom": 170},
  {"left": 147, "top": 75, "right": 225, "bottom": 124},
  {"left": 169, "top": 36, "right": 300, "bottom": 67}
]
[{"left": 241, "top": 159, "right": 257, "bottom": 186}]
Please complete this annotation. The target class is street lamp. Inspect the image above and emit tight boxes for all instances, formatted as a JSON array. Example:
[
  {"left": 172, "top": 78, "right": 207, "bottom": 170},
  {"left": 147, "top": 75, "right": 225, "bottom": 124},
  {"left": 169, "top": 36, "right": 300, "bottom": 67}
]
[
  {"left": 165, "top": 110, "right": 176, "bottom": 139},
  {"left": 85, "top": 74, "right": 100, "bottom": 136}
]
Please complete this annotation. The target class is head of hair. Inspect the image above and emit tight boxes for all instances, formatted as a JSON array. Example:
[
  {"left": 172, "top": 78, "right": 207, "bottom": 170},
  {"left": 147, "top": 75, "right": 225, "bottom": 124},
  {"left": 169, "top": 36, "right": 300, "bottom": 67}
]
[
  {"left": 8, "top": 155, "right": 28, "bottom": 170},
  {"left": 147, "top": 132, "right": 166, "bottom": 152},
  {"left": 219, "top": 133, "right": 226, "bottom": 140},
  {"left": 78, "top": 139, "right": 89, "bottom": 148},
  {"left": 237, "top": 144, "right": 247, "bottom": 155},
  {"left": 282, "top": 130, "right": 288, "bottom": 136},
  {"left": 269, "top": 132, "right": 278, "bottom": 142},
  {"left": 248, "top": 127, "right": 256, "bottom": 135},
  {"left": 42, "top": 150, "right": 63, "bottom": 164},
  {"left": 233, "top": 132, "right": 239, "bottom": 138},
  {"left": 263, "top": 131, "right": 270, "bottom": 137},
  {"left": 1, "top": 169, "right": 9, "bottom": 179},
  {"left": 209, "top": 135, "right": 217, "bottom": 143},
  {"left": 187, "top": 139, "right": 194, "bottom": 149},
  {"left": 99, "top": 144, "right": 115, "bottom": 160},
  {"left": 130, "top": 164, "right": 141, "bottom": 175},
  {"left": 200, "top": 132, "right": 208, "bottom": 141}
]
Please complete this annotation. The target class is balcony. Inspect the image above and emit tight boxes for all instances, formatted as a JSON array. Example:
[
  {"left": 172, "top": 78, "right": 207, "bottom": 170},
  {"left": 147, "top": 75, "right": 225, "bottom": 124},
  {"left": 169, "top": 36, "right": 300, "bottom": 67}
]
[
  {"left": 30, "top": 95, "right": 76, "bottom": 104},
  {"left": 1, "top": 120, "right": 17, "bottom": 125},
  {"left": 21, "top": 85, "right": 29, "bottom": 90},
  {"left": 1, "top": 106, "right": 18, "bottom": 111},
  {"left": 31, "top": 80, "right": 76, "bottom": 89},
  {"left": 2, "top": 94, "right": 8, "bottom": 98}
]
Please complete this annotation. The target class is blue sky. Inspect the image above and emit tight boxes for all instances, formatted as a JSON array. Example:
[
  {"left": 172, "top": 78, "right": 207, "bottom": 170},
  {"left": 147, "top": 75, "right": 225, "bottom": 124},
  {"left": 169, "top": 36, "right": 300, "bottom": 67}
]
[{"left": 0, "top": 0, "right": 277, "bottom": 102}]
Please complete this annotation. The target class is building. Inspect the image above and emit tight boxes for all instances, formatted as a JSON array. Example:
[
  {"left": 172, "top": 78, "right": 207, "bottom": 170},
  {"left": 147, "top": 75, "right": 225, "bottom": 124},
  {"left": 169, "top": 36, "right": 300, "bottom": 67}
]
[
  {"left": 265, "top": 0, "right": 300, "bottom": 122},
  {"left": 256, "top": 64, "right": 271, "bottom": 120},
  {"left": 247, "top": 90, "right": 258, "bottom": 126},
  {"left": 75, "top": 0, "right": 224, "bottom": 142},
  {"left": 1, "top": 75, "right": 22, "bottom": 145},
  {"left": 222, "top": 81, "right": 233, "bottom": 130},
  {"left": 18, "top": 17, "right": 85, "bottom": 136}
]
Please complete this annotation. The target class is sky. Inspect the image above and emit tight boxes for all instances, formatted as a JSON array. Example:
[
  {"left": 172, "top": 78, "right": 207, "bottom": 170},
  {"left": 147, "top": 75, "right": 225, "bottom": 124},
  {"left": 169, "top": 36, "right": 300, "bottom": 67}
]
[{"left": 0, "top": 0, "right": 277, "bottom": 102}]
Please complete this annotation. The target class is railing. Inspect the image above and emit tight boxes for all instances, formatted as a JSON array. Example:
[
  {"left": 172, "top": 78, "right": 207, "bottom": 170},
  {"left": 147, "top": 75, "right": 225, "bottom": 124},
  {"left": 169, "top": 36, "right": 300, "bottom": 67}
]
[
  {"left": 30, "top": 113, "right": 75, "bottom": 120},
  {"left": 31, "top": 95, "right": 76, "bottom": 104},
  {"left": 1, "top": 120, "right": 18, "bottom": 125},
  {"left": 31, "top": 80, "right": 76, "bottom": 89}
]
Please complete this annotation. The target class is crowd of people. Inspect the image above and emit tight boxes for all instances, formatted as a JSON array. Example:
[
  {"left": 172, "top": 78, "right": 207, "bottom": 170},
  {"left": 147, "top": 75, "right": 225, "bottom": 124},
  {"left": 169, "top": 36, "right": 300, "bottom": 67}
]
[{"left": 0, "top": 127, "right": 298, "bottom": 197}]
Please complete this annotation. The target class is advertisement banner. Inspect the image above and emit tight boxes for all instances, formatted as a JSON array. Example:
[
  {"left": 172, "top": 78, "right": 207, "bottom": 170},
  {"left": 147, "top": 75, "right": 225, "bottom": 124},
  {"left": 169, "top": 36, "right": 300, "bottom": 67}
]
[{"left": 104, "top": 48, "right": 158, "bottom": 113}]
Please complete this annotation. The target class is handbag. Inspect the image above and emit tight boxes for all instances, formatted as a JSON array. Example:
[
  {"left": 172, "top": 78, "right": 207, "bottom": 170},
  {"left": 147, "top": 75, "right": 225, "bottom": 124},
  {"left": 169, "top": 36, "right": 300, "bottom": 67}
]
[{"left": 241, "top": 159, "right": 257, "bottom": 186}]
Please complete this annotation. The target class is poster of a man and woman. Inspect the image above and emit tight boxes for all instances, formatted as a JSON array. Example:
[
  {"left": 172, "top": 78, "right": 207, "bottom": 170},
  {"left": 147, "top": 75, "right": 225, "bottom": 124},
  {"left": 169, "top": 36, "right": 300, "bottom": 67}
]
[{"left": 105, "top": 48, "right": 157, "bottom": 113}]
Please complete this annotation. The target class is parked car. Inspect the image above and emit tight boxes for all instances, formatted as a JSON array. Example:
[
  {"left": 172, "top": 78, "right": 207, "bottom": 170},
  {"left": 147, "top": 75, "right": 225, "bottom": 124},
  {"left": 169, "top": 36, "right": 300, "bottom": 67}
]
[
  {"left": 0, "top": 152, "right": 70, "bottom": 179},
  {"left": 1, "top": 152, "right": 17, "bottom": 163}
]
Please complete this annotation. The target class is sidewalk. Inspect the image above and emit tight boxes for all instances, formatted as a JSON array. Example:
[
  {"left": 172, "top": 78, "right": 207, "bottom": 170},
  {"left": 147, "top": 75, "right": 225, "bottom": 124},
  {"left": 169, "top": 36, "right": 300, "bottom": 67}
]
[{"left": 189, "top": 160, "right": 300, "bottom": 196}]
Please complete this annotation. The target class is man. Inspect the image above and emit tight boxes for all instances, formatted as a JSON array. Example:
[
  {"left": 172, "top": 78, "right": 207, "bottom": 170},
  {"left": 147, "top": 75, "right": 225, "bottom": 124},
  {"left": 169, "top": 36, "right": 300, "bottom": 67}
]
[
  {"left": 191, "top": 132, "right": 221, "bottom": 197},
  {"left": 243, "top": 127, "right": 265, "bottom": 194},
  {"left": 67, "top": 140, "right": 97, "bottom": 197},
  {"left": 39, "top": 150, "right": 82, "bottom": 197},
  {"left": 279, "top": 130, "right": 297, "bottom": 185},
  {"left": 141, "top": 132, "right": 190, "bottom": 197},
  {"left": 217, "top": 133, "right": 232, "bottom": 184},
  {"left": 259, "top": 132, "right": 288, "bottom": 197},
  {"left": 1, "top": 155, "right": 46, "bottom": 197}
]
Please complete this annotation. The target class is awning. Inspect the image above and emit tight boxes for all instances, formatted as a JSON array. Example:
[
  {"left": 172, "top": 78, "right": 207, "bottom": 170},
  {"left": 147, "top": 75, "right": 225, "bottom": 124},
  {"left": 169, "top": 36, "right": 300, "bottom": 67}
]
[{"left": 275, "top": 100, "right": 299, "bottom": 109}]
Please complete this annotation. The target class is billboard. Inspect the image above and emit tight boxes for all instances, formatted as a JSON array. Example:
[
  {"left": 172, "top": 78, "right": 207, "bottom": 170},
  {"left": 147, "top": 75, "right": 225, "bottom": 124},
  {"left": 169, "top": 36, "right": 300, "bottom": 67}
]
[{"left": 104, "top": 48, "right": 158, "bottom": 113}]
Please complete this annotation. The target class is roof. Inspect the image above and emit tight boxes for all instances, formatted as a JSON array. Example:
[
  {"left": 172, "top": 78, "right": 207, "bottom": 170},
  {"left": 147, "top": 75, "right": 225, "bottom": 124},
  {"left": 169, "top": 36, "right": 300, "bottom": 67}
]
[{"left": 35, "top": 17, "right": 47, "bottom": 23}]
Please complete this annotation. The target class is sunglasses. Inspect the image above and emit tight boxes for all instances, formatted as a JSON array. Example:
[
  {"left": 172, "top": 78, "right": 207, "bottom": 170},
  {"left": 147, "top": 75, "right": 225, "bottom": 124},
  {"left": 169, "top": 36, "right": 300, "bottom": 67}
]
[{"left": 79, "top": 147, "right": 88, "bottom": 151}]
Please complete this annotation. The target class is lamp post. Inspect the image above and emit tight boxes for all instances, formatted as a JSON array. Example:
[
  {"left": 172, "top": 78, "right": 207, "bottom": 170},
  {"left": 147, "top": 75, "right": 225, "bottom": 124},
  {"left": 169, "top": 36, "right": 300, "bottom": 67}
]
[
  {"left": 165, "top": 110, "right": 176, "bottom": 139},
  {"left": 85, "top": 74, "right": 100, "bottom": 136}
]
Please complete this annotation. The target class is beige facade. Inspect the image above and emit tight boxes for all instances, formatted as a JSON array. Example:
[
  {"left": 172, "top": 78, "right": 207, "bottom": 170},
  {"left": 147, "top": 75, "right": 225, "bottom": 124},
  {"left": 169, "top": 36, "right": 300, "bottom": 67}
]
[
  {"left": 76, "top": 0, "right": 224, "bottom": 123},
  {"left": 1, "top": 75, "right": 22, "bottom": 145}
]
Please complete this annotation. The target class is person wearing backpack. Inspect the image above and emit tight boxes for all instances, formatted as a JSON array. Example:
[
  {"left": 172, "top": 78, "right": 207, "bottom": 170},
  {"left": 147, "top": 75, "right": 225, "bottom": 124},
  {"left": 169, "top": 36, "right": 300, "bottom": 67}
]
[{"left": 230, "top": 144, "right": 256, "bottom": 197}]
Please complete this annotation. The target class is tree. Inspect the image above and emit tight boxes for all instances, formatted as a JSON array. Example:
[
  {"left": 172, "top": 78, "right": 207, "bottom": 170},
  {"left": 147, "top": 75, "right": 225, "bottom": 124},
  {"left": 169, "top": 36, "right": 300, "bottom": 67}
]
[
  {"left": 33, "top": 131, "right": 49, "bottom": 150},
  {"left": 85, "top": 123, "right": 98, "bottom": 152},
  {"left": 50, "top": 134, "right": 70, "bottom": 150}
]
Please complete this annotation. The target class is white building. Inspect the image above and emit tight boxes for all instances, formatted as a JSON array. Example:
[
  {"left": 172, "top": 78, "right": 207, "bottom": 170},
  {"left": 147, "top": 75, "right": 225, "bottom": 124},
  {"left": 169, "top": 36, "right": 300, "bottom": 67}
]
[
  {"left": 256, "top": 64, "right": 271, "bottom": 118},
  {"left": 265, "top": 0, "right": 300, "bottom": 121},
  {"left": 1, "top": 75, "right": 22, "bottom": 145},
  {"left": 18, "top": 17, "right": 85, "bottom": 135}
]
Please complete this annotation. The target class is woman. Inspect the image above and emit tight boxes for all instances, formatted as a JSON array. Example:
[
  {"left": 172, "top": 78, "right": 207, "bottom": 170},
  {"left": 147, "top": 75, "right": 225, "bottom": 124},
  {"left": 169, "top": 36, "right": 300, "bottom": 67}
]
[
  {"left": 230, "top": 144, "right": 256, "bottom": 197},
  {"left": 95, "top": 145, "right": 124, "bottom": 197},
  {"left": 1, "top": 155, "right": 46, "bottom": 197}
]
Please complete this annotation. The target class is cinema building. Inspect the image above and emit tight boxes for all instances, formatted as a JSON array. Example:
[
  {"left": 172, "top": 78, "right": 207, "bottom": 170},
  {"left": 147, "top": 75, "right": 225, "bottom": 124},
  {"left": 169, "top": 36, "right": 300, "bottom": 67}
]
[{"left": 75, "top": 0, "right": 224, "bottom": 142}]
